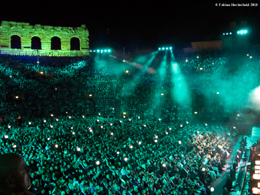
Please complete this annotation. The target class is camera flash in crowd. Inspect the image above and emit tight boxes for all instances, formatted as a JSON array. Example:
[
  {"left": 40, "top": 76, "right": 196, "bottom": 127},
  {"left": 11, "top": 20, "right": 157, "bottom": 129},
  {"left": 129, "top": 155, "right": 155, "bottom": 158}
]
[
  {"left": 130, "top": 145, "right": 133, "bottom": 149},
  {"left": 138, "top": 116, "right": 140, "bottom": 119},
  {"left": 8, "top": 125, "right": 11, "bottom": 128},
  {"left": 202, "top": 167, "right": 205, "bottom": 171},
  {"left": 186, "top": 121, "right": 189, "bottom": 124},
  {"left": 50, "top": 125, "right": 53, "bottom": 128},
  {"left": 210, "top": 187, "right": 214, "bottom": 192},
  {"left": 47, "top": 138, "right": 50, "bottom": 141},
  {"left": 4, "top": 135, "right": 8, "bottom": 139},
  {"left": 180, "top": 124, "right": 183, "bottom": 127},
  {"left": 77, "top": 147, "right": 81, "bottom": 151},
  {"left": 82, "top": 115, "right": 85, "bottom": 118},
  {"left": 44, "top": 120, "right": 46, "bottom": 123},
  {"left": 117, "top": 151, "right": 120, "bottom": 154},
  {"left": 55, "top": 144, "right": 58, "bottom": 148},
  {"left": 111, "top": 132, "right": 113, "bottom": 135},
  {"left": 138, "top": 141, "right": 141, "bottom": 145},
  {"left": 166, "top": 132, "right": 168, "bottom": 135},
  {"left": 15, "top": 96, "right": 19, "bottom": 99},
  {"left": 96, "top": 161, "right": 100, "bottom": 165},
  {"left": 154, "top": 140, "right": 158, "bottom": 143},
  {"left": 72, "top": 132, "right": 75, "bottom": 135},
  {"left": 97, "top": 119, "right": 99, "bottom": 122},
  {"left": 51, "top": 114, "right": 53, "bottom": 117},
  {"left": 71, "top": 127, "right": 73, "bottom": 129},
  {"left": 69, "top": 116, "right": 71, "bottom": 119},
  {"left": 28, "top": 122, "right": 31, "bottom": 125},
  {"left": 162, "top": 163, "right": 166, "bottom": 167},
  {"left": 13, "top": 144, "right": 17, "bottom": 148},
  {"left": 178, "top": 141, "right": 182, "bottom": 144},
  {"left": 56, "top": 118, "right": 59, "bottom": 121},
  {"left": 89, "top": 94, "right": 92, "bottom": 97},
  {"left": 124, "top": 157, "right": 128, "bottom": 161}
]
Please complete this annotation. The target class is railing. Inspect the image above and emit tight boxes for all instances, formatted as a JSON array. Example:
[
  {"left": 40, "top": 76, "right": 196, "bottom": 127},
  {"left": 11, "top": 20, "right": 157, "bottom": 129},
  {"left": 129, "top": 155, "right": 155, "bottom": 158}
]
[
  {"left": 240, "top": 149, "right": 251, "bottom": 194},
  {"left": 0, "top": 49, "right": 88, "bottom": 57}
]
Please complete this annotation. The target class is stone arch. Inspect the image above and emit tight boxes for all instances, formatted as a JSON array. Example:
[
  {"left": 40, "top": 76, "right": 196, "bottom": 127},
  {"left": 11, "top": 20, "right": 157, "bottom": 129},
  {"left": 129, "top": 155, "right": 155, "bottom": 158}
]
[
  {"left": 51, "top": 36, "right": 61, "bottom": 50},
  {"left": 70, "top": 37, "right": 80, "bottom": 50},
  {"left": 11, "top": 35, "right": 21, "bottom": 49},
  {"left": 31, "top": 36, "right": 41, "bottom": 50}
]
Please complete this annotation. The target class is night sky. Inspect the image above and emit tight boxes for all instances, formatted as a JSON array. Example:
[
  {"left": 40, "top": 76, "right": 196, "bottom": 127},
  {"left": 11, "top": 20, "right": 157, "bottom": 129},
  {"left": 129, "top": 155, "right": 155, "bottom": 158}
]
[{"left": 0, "top": 1, "right": 259, "bottom": 51}]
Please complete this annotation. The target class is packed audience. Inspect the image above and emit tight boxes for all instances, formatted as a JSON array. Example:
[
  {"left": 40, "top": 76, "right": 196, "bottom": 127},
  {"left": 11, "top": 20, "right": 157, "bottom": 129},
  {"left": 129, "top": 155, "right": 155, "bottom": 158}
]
[
  {"left": 0, "top": 53, "right": 257, "bottom": 194},
  {"left": 0, "top": 115, "right": 237, "bottom": 195}
]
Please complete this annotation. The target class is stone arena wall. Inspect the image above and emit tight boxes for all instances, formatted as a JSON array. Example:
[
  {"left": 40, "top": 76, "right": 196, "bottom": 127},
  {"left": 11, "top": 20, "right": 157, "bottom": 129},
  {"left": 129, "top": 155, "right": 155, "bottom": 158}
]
[{"left": 0, "top": 21, "right": 89, "bottom": 57}]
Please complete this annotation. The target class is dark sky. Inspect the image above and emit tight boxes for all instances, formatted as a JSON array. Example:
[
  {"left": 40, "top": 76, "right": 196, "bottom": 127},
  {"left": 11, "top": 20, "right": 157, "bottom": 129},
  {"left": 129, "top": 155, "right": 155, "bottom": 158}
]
[{"left": 0, "top": 1, "right": 259, "bottom": 51}]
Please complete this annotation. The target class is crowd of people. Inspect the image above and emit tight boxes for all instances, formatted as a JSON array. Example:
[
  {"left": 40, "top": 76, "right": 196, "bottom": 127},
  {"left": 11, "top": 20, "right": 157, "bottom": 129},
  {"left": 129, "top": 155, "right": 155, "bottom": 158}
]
[
  {"left": 0, "top": 114, "right": 237, "bottom": 195},
  {"left": 0, "top": 52, "right": 257, "bottom": 194}
]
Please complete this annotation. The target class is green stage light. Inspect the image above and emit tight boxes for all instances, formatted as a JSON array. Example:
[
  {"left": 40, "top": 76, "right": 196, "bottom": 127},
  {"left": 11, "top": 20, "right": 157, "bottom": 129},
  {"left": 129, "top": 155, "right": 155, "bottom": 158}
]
[
  {"left": 226, "top": 33, "right": 228, "bottom": 35},
  {"left": 230, "top": 32, "right": 232, "bottom": 35},
  {"left": 97, "top": 50, "right": 100, "bottom": 53},
  {"left": 162, "top": 47, "right": 165, "bottom": 50},
  {"left": 104, "top": 50, "right": 107, "bottom": 52},
  {"left": 159, "top": 48, "right": 161, "bottom": 50},
  {"left": 223, "top": 33, "right": 225, "bottom": 35},
  {"left": 108, "top": 49, "right": 111, "bottom": 52},
  {"left": 169, "top": 47, "right": 172, "bottom": 50},
  {"left": 90, "top": 50, "right": 92, "bottom": 52},
  {"left": 166, "top": 47, "right": 168, "bottom": 50}
]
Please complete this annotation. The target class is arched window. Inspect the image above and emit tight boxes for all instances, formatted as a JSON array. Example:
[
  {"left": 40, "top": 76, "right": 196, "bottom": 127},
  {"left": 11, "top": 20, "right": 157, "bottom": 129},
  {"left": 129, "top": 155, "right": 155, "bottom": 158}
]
[
  {"left": 51, "top": 37, "right": 61, "bottom": 50},
  {"left": 70, "top": 37, "right": 80, "bottom": 50},
  {"left": 31, "top": 37, "right": 41, "bottom": 50},
  {"left": 11, "top": 35, "right": 21, "bottom": 49}
]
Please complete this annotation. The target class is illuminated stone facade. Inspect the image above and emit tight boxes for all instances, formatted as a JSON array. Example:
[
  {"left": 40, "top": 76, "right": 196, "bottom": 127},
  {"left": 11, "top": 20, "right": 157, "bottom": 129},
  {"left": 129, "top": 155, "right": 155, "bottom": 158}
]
[{"left": 0, "top": 21, "right": 89, "bottom": 56}]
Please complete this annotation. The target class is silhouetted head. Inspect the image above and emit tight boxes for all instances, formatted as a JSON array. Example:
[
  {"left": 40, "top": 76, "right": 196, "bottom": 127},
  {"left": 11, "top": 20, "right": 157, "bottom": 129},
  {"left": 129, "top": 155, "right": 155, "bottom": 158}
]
[{"left": 0, "top": 153, "right": 31, "bottom": 195}]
